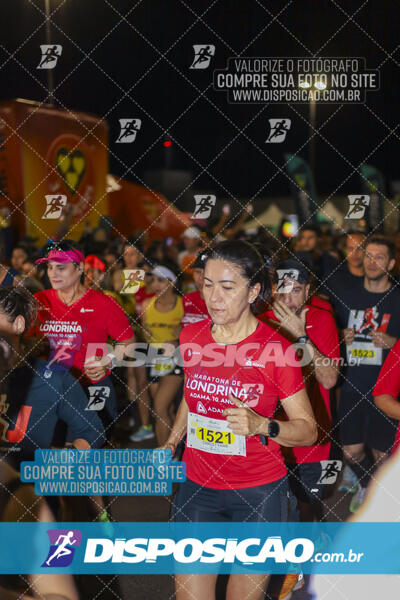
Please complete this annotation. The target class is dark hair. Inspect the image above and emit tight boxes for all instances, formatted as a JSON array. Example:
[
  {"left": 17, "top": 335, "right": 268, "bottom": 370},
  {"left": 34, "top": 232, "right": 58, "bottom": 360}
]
[
  {"left": 346, "top": 230, "right": 366, "bottom": 238},
  {"left": 12, "top": 244, "right": 30, "bottom": 258},
  {"left": 0, "top": 286, "right": 37, "bottom": 333},
  {"left": 300, "top": 225, "right": 320, "bottom": 236},
  {"left": 124, "top": 237, "right": 144, "bottom": 255},
  {"left": 365, "top": 236, "right": 395, "bottom": 260},
  {"left": 205, "top": 240, "right": 271, "bottom": 315}
]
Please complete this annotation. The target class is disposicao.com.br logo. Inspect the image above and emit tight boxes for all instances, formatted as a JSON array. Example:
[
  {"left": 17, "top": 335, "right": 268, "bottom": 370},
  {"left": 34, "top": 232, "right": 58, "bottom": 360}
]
[
  {"left": 42, "top": 529, "right": 82, "bottom": 567},
  {"left": 83, "top": 535, "right": 314, "bottom": 565}
]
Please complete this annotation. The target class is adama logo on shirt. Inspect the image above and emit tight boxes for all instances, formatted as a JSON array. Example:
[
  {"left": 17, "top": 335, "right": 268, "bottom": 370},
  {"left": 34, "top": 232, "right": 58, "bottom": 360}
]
[
  {"left": 245, "top": 359, "right": 265, "bottom": 368},
  {"left": 196, "top": 401, "right": 207, "bottom": 414}
]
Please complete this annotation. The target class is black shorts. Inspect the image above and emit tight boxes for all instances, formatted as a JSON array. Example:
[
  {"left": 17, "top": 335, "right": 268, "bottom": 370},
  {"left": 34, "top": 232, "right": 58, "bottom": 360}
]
[
  {"left": 287, "top": 462, "right": 324, "bottom": 504},
  {"left": 171, "top": 476, "right": 298, "bottom": 523},
  {"left": 338, "top": 390, "right": 398, "bottom": 453}
]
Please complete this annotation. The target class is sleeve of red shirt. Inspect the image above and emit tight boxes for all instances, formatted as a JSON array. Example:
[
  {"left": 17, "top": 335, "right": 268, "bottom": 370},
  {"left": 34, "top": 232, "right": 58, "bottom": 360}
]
[
  {"left": 308, "top": 308, "right": 340, "bottom": 359},
  {"left": 373, "top": 340, "right": 400, "bottom": 398},
  {"left": 104, "top": 294, "right": 134, "bottom": 341},
  {"left": 272, "top": 335, "right": 305, "bottom": 400}
]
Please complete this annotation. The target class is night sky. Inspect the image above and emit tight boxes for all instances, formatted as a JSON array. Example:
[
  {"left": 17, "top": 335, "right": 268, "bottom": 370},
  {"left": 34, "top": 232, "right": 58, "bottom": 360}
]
[{"left": 0, "top": 0, "right": 398, "bottom": 204}]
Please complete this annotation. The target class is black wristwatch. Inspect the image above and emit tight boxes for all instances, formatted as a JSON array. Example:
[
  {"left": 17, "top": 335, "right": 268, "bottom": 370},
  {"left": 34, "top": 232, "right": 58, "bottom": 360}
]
[
  {"left": 294, "top": 335, "right": 309, "bottom": 345},
  {"left": 260, "top": 420, "right": 281, "bottom": 445},
  {"left": 268, "top": 420, "right": 280, "bottom": 438}
]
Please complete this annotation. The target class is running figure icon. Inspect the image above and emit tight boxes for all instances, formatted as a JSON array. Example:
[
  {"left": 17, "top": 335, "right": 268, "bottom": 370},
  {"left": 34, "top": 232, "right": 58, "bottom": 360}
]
[
  {"left": 345, "top": 195, "right": 370, "bottom": 219},
  {"left": 46, "top": 531, "right": 77, "bottom": 566},
  {"left": 190, "top": 45, "right": 216, "bottom": 69},
  {"left": 116, "top": 119, "right": 142, "bottom": 143},
  {"left": 357, "top": 307, "right": 379, "bottom": 335},
  {"left": 192, "top": 194, "right": 217, "bottom": 219},
  {"left": 42, "top": 194, "right": 67, "bottom": 220},
  {"left": 317, "top": 460, "right": 343, "bottom": 485},
  {"left": 266, "top": 119, "right": 291, "bottom": 143},
  {"left": 37, "top": 45, "right": 62, "bottom": 69}
]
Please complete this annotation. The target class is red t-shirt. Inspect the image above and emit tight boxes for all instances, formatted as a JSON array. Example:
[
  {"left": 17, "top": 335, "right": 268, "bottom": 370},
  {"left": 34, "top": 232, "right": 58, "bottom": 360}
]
[
  {"left": 310, "top": 295, "right": 333, "bottom": 313},
  {"left": 180, "top": 319, "right": 305, "bottom": 489},
  {"left": 182, "top": 290, "right": 209, "bottom": 327},
  {"left": 32, "top": 288, "right": 134, "bottom": 383},
  {"left": 258, "top": 305, "right": 340, "bottom": 463},
  {"left": 373, "top": 340, "right": 400, "bottom": 454}
]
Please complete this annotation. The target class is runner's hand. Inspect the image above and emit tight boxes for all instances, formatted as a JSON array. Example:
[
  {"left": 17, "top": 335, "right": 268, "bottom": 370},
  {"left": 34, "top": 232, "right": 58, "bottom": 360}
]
[
  {"left": 343, "top": 328, "right": 355, "bottom": 345},
  {"left": 158, "top": 441, "right": 177, "bottom": 457},
  {"left": 84, "top": 355, "right": 110, "bottom": 380},
  {"left": 273, "top": 301, "right": 308, "bottom": 339},
  {"left": 223, "top": 394, "right": 268, "bottom": 436},
  {"left": 370, "top": 330, "right": 397, "bottom": 349},
  {"left": 65, "top": 438, "right": 90, "bottom": 450}
]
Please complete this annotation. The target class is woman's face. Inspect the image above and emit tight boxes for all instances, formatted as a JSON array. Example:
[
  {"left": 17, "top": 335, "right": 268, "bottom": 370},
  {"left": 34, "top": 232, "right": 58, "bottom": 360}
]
[
  {"left": 84, "top": 265, "right": 104, "bottom": 289},
  {"left": 11, "top": 248, "right": 28, "bottom": 271},
  {"left": 22, "top": 261, "right": 37, "bottom": 278},
  {"left": 112, "top": 270, "right": 124, "bottom": 293},
  {"left": 105, "top": 252, "right": 117, "bottom": 267},
  {"left": 94, "top": 228, "right": 107, "bottom": 242},
  {"left": 192, "top": 268, "right": 204, "bottom": 290},
  {"left": 152, "top": 276, "right": 173, "bottom": 296},
  {"left": 123, "top": 245, "right": 140, "bottom": 268},
  {"left": 203, "top": 259, "right": 260, "bottom": 326},
  {"left": 47, "top": 261, "right": 82, "bottom": 291}
]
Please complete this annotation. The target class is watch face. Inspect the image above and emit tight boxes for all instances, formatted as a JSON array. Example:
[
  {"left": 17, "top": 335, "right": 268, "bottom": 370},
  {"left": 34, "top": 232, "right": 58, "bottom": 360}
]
[{"left": 269, "top": 420, "right": 280, "bottom": 438}]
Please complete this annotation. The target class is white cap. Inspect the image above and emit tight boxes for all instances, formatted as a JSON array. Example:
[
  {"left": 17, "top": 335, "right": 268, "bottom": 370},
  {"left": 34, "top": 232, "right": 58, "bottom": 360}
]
[{"left": 182, "top": 226, "right": 202, "bottom": 239}]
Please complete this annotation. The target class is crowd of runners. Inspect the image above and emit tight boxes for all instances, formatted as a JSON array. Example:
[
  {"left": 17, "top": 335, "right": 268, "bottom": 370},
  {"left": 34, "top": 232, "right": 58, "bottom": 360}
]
[{"left": 1, "top": 216, "right": 400, "bottom": 599}]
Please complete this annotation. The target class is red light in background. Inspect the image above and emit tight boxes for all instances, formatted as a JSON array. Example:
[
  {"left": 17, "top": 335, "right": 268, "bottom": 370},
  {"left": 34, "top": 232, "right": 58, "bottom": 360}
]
[{"left": 164, "top": 140, "right": 172, "bottom": 147}]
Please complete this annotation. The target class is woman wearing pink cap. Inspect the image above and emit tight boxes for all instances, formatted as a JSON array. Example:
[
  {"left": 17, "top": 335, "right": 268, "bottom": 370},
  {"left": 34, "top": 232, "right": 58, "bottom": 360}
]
[{"left": 32, "top": 240, "right": 134, "bottom": 437}]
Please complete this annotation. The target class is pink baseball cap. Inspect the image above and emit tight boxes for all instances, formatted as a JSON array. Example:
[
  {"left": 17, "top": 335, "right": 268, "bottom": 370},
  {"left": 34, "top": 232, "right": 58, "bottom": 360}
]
[{"left": 36, "top": 248, "right": 85, "bottom": 265}]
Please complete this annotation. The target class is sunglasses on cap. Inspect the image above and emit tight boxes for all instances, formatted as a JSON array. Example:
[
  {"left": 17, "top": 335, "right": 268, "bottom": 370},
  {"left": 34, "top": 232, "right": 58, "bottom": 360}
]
[{"left": 44, "top": 240, "right": 75, "bottom": 253}]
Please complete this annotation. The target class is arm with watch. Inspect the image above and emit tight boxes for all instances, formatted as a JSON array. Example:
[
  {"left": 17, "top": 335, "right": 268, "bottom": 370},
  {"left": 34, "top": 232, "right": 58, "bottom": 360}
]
[
  {"left": 224, "top": 390, "right": 318, "bottom": 447},
  {"left": 273, "top": 300, "right": 339, "bottom": 390}
]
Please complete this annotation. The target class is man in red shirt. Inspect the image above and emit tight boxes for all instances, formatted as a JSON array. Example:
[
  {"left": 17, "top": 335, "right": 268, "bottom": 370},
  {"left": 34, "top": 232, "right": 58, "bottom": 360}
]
[
  {"left": 373, "top": 340, "right": 400, "bottom": 455},
  {"left": 181, "top": 250, "right": 210, "bottom": 327},
  {"left": 259, "top": 258, "right": 340, "bottom": 520}
]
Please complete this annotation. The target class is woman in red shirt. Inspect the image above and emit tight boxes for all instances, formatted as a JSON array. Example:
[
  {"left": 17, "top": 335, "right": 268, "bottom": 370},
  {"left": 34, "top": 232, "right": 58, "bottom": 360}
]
[
  {"left": 165, "top": 240, "right": 317, "bottom": 600},
  {"left": 33, "top": 240, "right": 134, "bottom": 436}
]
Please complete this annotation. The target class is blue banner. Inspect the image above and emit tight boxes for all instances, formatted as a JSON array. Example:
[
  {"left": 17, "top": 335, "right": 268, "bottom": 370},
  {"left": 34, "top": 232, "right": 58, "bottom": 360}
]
[
  {"left": 20, "top": 449, "right": 186, "bottom": 496},
  {"left": 1, "top": 522, "right": 399, "bottom": 575}
]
